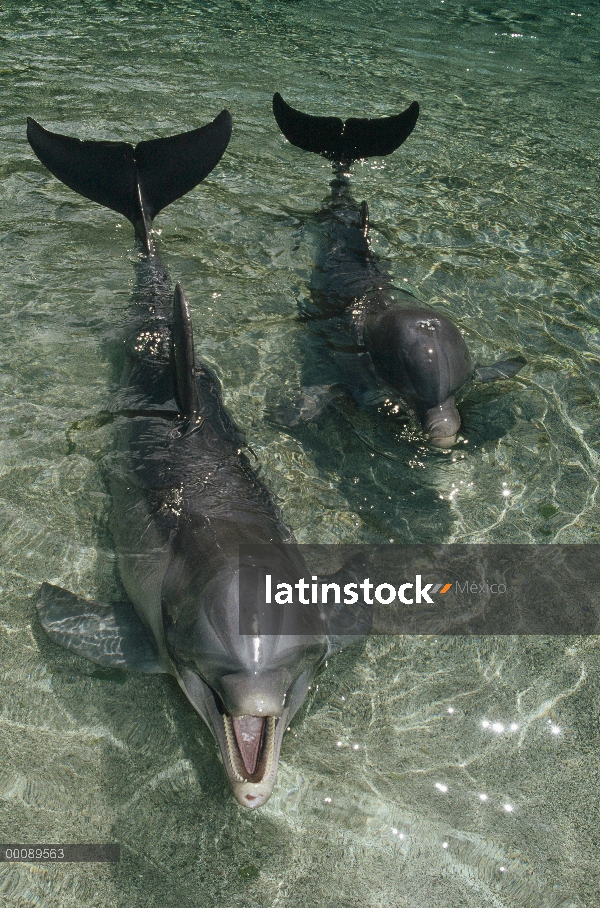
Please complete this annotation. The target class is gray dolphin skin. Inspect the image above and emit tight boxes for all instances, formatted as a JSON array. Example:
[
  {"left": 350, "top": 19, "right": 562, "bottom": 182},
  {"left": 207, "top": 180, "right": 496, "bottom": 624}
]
[
  {"left": 272, "top": 93, "right": 525, "bottom": 447},
  {"left": 27, "top": 113, "right": 333, "bottom": 809}
]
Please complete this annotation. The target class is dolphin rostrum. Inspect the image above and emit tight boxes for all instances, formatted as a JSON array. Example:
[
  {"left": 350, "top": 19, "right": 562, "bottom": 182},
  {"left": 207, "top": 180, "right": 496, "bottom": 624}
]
[
  {"left": 28, "top": 113, "right": 341, "bottom": 808},
  {"left": 270, "top": 93, "right": 525, "bottom": 448}
]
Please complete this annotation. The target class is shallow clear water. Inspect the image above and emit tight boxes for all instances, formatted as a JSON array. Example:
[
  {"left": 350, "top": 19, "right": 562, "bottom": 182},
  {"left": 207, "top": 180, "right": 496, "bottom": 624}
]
[{"left": 1, "top": 1, "right": 599, "bottom": 905}]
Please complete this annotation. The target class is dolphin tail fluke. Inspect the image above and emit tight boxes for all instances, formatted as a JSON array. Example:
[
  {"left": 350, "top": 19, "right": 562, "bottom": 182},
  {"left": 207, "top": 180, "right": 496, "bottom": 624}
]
[
  {"left": 272, "top": 92, "right": 419, "bottom": 163},
  {"left": 26, "top": 110, "right": 232, "bottom": 251}
]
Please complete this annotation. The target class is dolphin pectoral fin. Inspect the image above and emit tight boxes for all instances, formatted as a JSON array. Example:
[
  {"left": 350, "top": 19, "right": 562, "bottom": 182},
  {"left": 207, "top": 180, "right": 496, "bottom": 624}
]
[
  {"left": 473, "top": 356, "right": 526, "bottom": 383},
  {"left": 26, "top": 110, "right": 232, "bottom": 250},
  {"left": 265, "top": 384, "right": 349, "bottom": 428},
  {"left": 36, "top": 583, "right": 164, "bottom": 673},
  {"left": 273, "top": 93, "right": 419, "bottom": 162},
  {"left": 172, "top": 284, "right": 201, "bottom": 425}
]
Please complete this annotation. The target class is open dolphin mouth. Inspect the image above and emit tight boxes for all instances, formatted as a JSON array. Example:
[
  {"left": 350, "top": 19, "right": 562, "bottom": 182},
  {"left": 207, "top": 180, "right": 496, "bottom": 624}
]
[
  {"left": 213, "top": 700, "right": 290, "bottom": 808},
  {"left": 177, "top": 667, "right": 290, "bottom": 808},
  {"left": 223, "top": 714, "right": 278, "bottom": 782}
]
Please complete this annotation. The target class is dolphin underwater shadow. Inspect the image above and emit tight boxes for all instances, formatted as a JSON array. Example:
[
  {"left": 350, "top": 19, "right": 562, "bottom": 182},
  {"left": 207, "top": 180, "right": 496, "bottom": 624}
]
[
  {"left": 269, "top": 93, "right": 526, "bottom": 449},
  {"left": 27, "top": 112, "right": 360, "bottom": 809}
]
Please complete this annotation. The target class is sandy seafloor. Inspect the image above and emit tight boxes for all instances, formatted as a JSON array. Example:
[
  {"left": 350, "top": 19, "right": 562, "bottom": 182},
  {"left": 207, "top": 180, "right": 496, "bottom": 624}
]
[{"left": 0, "top": 1, "right": 599, "bottom": 905}]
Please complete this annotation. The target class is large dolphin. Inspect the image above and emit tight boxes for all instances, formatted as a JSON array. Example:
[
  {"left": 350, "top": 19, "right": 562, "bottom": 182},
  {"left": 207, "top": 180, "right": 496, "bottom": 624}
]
[
  {"left": 271, "top": 93, "right": 525, "bottom": 448},
  {"left": 27, "top": 113, "right": 338, "bottom": 808}
]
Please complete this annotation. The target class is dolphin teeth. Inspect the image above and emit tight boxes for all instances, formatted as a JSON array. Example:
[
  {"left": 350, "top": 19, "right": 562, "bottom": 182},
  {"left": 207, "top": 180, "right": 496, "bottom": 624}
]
[
  {"left": 232, "top": 716, "right": 265, "bottom": 777},
  {"left": 264, "top": 716, "right": 277, "bottom": 776},
  {"left": 222, "top": 714, "right": 277, "bottom": 783}
]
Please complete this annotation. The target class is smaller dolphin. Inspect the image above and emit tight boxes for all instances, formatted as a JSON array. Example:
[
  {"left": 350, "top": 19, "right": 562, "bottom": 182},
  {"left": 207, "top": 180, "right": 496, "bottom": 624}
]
[{"left": 271, "top": 93, "right": 525, "bottom": 447}]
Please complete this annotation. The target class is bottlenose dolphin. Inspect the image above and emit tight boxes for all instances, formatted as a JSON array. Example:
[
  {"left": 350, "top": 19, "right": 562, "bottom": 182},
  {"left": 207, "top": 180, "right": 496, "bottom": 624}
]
[
  {"left": 271, "top": 93, "right": 525, "bottom": 447},
  {"left": 28, "top": 113, "right": 337, "bottom": 808}
]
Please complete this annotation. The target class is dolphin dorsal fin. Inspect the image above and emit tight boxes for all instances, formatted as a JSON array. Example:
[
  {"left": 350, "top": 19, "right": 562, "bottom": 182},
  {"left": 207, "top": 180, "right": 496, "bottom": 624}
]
[
  {"left": 359, "top": 200, "right": 369, "bottom": 237},
  {"left": 26, "top": 111, "right": 232, "bottom": 252},
  {"left": 172, "top": 284, "right": 201, "bottom": 425}
]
